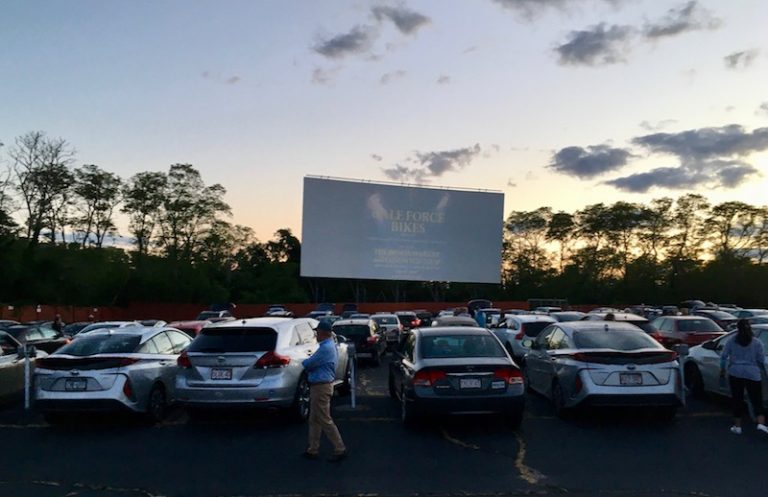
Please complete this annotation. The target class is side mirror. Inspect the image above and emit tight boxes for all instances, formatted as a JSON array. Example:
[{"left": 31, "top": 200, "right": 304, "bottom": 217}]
[
  {"left": 521, "top": 338, "right": 534, "bottom": 349},
  {"left": 672, "top": 343, "right": 690, "bottom": 357}
]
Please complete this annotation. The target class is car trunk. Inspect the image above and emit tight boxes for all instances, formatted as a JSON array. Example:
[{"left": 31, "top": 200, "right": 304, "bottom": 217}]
[
  {"left": 562, "top": 350, "right": 677, "bottom": 387},
  {"left": 185, "top": 327, "right": 278, "bottom": 385},
  {"left": 187, "top": 352, "right": 269, "bottom": 385},
  {"left": 36, "top": 355, "right": 132, "bottom": 391},
  {"left": 418, "top": 358, "right": 517, "bottom": 396}
]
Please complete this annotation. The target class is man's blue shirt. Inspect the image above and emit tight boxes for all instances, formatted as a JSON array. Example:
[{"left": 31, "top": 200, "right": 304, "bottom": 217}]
[{"left": 302, "top": 338, "right": 337, "bottom": 384}]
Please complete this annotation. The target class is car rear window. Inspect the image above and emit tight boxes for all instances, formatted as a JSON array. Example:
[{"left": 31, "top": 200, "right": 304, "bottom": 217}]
[
  {"left": 397, "top": 314, "right": 416, "bottom": 324},
  {"left": 521, "top": 321, "right": 552, "bottom": 337},
  {"left": 678, "top": 319, "right": 722, "bottom": 332},
  {"left": 56, "top": 335, "right": 142, "bottom": 356},
  {"left": 373, "top": 317, "right": 397, "bottom": 325},
  {"left": 626, "top": 321, "right": 656, "bottom": 335},
  {"left": 573, "top": 331, "right": 660, "bottom": 350},
  {"left": 420, "top": 334, "right": 505, "bottom": 358},
  {"left": 333, "top": 325, "right": 371, "bottom": 337},
  {"left": 189, "top": 327, "right": 277, "bottom": 353}
]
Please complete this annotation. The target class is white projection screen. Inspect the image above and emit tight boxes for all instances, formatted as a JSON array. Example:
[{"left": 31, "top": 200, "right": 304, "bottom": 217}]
[{"left": 301, "top": 177, "right": 504, "bottom": 283}]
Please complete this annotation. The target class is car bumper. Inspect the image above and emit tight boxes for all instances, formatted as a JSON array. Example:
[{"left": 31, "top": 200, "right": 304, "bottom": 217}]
[
  {"left": 35, "top": 398, "right": 137, "bottom": 413},
  {"left": 35, "top": 375, "right": 142, "bottom": 413},
  {"left": 577, "top": 393, "right": 682, "bottom": 408},
  {"left": 174, "top": 383, "right": 295, "bottom": 407},
  {"left": 407, "top": 391, "right": 525, "bottom": 416}
]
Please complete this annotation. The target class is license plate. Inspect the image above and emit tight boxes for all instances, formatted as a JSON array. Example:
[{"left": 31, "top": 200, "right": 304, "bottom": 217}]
[
  {"left": 211, "top": 368, "right": 232, "bottom": 380},
  {"left": 620, "top": 373, "right": 642, "bottom": 385},
  {"left": 65, "top": 378, "right": 87, "bottom": 391},
  {"left": 459, "top": 378, "right": 482, "bottom": 389}
]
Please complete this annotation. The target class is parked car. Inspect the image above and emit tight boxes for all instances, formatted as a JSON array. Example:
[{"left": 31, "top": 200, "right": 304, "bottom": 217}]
[
  {"left": 395, "top": 311, "right": 421, "bottom": 331},
  {"left": 747, "top": 316, "right": 768, "bottom": 326},
  {"left": 371, "top": 313, "right": 403, "bottom": 348},
  {"left": 413, "top": 310, "right": 434, "bottom": 328},
  {"left": 582, "top": 312, "right": 662, "bottom": 341},
  {"left": 650, "top": 316, "right": 727, "bottom": 348},
  {"left": 265, "top": 305, "right": 293, "bottom": 317},
  {"left": 388, "top": 326, "right": 525, "bottom": 427},
  {"left": 139, "top": 320, "right": 167, "bottom": 327},
  {"left": 534, "top": 306, "right": 563, "bottom": 314},
  {"left": 0, "top": 320, "right": 20, "bottom": 330},
  {"left": 523, "top": 321, "right": 682, "bottom": 418},
  {"left": 684, "top": 325, "right": 768, "bottom": 406},
  {"left": 692, "top": 309, "right": 737, "bottom": 331},
  {"left": 76, "top": 321, "right": 142, "bottom": 336},
  {"left": 348, "top": 313, "right": 371, "bottom": 320},
  {"left": 62, "top": 322, "right": 92, "bottom": 337},
  {"left": 492, "top": 314, "right": 557, "bottom": 362},
  {"left": 195, "top": 310, "right": 235, "bottom": 322},
  {"left": 307, "top": 310, "right": 332, "bottom": 319},
  {"left": 34, "top": 327, "right": 192, "bottom": 423},
  {"left": 174, "top": 317, "right": 352, "bottom": 421},
  {"left": 1, "top": 331, "right": 48, "bottom": 405},
  {"left": 734, "top": 309, "right": 768, "bottom": 319},
  {"left": 167, "top": 320, "right": 212, "bottom": 338},
  {"left": 340, "top": 303, "right": 358, "bottom": 319},
  {"left": 467, "top": 299, "right": 493, "bottom": 317},
  {"left": 332, "top": 318, "right": 386, "bottom": 366},
  {"left": 3, "top": 324, "right": 70, "bottom": 354}
]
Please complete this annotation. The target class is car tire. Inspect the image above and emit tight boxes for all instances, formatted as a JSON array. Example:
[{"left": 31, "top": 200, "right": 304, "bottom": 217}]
[
  {"left": 552, "top": 381, "right": 571, "bottom": 419},
  {"left": 145, "top": 383, "right": 167, "bottom": 424},
  {"left": 684, "top": 363, "right": 704, "bottom": 398},
  {"left": 289, "top": 375, "right": 311, "bottom": 423}
]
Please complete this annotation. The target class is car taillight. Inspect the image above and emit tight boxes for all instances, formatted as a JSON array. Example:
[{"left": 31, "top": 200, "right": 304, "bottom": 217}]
[
  {"left": 255, "top": 351, "right": 291, "bottom": 369},
  {"left": 413, "top": 370, "right": 446, "bottom": 386},
  {"left": 574, "top": 374, "right": 583, "bottom": 393},
  {"left": 123, "top": 378, "right": 135, "bottom": 401},
  {"left": 494, "top": 367, "right": 524, "bottom": 385},
  {"left": 366, "top": 336, "right": 378, "bottom": 344},
  {"left": 515, "top": 329, "right": 525, "bottom": 340},
  {"left": 413, "top": 318, "right": 421, "bottom": 327},
  {"left": 177, "top": 351, "right": 191, "bottom": 368}
]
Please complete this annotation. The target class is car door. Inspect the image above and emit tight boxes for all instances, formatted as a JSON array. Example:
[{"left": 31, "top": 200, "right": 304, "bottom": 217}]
[
  {"left": 541, "top": 328, "right": 568, "bottom": 398},
  {"left": 525, "top": 326, "right": 555, "bottom": 394},
  {"left": 133, "top": 332, "right": 176, "bottom": 408},
  {"left": 0, "top": 334, "right": 24, "bottom": 400},
  {"left": 165, "top": 330, "right": 192, "bottom": 399},
  {"left": 393, "top": 334, "right": 416, "bottom": 397},
  {"left": 695, "top": 334, "right": 729, "bottom": 395}
]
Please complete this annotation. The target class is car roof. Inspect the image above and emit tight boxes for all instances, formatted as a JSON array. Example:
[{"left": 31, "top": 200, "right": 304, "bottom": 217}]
[
  {"left": 77, "top": 326, "right": 180, "bottom": 342},
  {"left": 417, "top": 326, "right": 493, "bottom": 337},
  {"left": 556, "top": 321, "right": 645, "bottom": 334},
  {"left": 333, "top": 318, "right": 371, "bottom": 326},
  {"left": 207, "top": 317, "right": 311, "bottom": 331},
  {"left": 507, "top": 314, "right": 556, "bottom": 323},
  {"left": 587, "top": 312, "right": 649, "bottom": 322},
  {"left": 661, "top": 315, "right": 715, "bottom": 320}
]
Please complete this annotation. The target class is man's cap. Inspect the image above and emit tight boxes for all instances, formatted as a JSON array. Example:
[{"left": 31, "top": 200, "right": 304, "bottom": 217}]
[{"left": 315, "top": 320, "right": 333, "bottom": 333}]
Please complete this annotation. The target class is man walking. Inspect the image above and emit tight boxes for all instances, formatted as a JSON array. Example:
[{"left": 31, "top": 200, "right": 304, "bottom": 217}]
[{"left": 302, "top": 320, "right": 347, "bottom": 461}]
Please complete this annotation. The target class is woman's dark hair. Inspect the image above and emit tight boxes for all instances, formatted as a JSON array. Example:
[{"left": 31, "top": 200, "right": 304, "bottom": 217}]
[{"left": 735, "top": 319, "right": 753, "bottom": 347}]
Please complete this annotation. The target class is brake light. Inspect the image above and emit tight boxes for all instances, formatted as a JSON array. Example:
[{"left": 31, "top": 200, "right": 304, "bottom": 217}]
[
  {"left": 572, "top": 352, "right": 590, "bottom": 362},
  {"left": 255, "top": 351, "right": 291, "bottom": 369},
  {"left": 494, "top": 368, "right": 524, "bottom": 385},
  {"left": 123, "top": 378, "right": 135, "bottom": 401},
  {"left": 413, "top": 370, "right": 446, "bottom": 386},
  {"left": 366, "top": 336, "right": 378, "bottom": 344},
  {"left": 177, "top": 351, "right": 191, "bottom": 368},
  {"left": 413, "top": 318, "right": 421, "bottom": 327}
]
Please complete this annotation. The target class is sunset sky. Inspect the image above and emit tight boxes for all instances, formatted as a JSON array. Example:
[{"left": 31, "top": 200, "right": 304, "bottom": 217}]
[{"left": 2, "top": 0, "right": 767, "bottom": 242}]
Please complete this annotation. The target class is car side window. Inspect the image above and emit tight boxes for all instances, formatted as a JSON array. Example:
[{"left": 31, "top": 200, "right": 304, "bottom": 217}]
[
  {"left": 296, "top": 323, "right": 315, "bottom": 345},
  {"left": 153, "top": 332, "right": 175, "bottom": 355},
  {"left": 536, "top": 327, "right": 554, "bottom": 348},
  {"left": 25, "top": 328, "right": 43, "bottom": 340},
  {"left": 404, "top": 335, "right": 416, "bottom": 362},
  {"left": 548, "top": 329, "right": 566, "bottom": 350},
  {"left": 39, "top": 327, "right": 58, "bottom": 339},
  {"left": 138, "top": 338, "right": 159, "bottom": 354},
  {"left": 167, "top": 331, "right": 192, "bottom": 354}
]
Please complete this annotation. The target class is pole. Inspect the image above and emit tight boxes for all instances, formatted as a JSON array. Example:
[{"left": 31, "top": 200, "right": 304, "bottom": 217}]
[
  {"left": 350, "top": 356, "right": 356, "bottom": 409},
  {"left": 24, "top": 345, "right": 31, "bottom": 411}
]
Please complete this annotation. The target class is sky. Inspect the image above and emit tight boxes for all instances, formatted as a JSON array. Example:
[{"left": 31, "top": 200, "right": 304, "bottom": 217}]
[{"left": 1, "top": 0, "right": 767, "bottom": 242}]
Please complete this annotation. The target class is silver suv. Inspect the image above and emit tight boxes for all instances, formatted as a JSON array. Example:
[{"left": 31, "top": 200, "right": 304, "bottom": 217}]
[
  {"left": 492, "top": 314, "right": 556, "bottom": 362},
  {"left": 174, "top": 317, "right": 352, "bottom": 421}
]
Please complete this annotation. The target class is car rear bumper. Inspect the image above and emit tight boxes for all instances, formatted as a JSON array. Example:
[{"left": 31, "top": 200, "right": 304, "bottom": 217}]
[
  {"left": 35, "top": 398, "right": 137, "bottom": 413},
  {"left": 408, "top": 392, "right": 525, "bottom": 416},
  {"left": 577, "top": 393, "right": 682, "bottom": 407},
  {"left": 174, "top": 384, "right": 295, "bottom": 407}
]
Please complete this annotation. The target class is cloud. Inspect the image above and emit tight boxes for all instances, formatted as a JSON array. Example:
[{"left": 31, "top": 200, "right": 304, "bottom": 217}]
[
  {"left": 643, "top": 1, "right": 722, "bottom": 40},
  {"left": 555, "top": 23, "right": 634, "bottom": 66},
  {"left": 632, "top": 125, "right": 768, "bottom": 163},
  {"left": 372, "top": 5, "right": 430, "bottom": 35},
  {"left": 758, "top": 102, "right": 768, "bottom": 117},
  {"left": 371, "top": 154, "right": 383, "bottom": 162},
  {"left": 639, "top": 119, "right": 678, "bottom": 131},
  {"left": 724, "top": 49, "right": 759, "bottom": 70},
  {"left": 604, "top": 167, "right": 709, "bottom": 192},
  {"left": 380, "top": 69, "right": 407, "bottom": 85},
  {"left": 201, "top": 71, "right": 242, "bottom": 85},
  {"left": 311, "top": 66, "right": 343, "bottom": 85},
  {"left": 314, "top": 26, "right": 376, "bottom": 59},
  {"left": 437, "top": 75, "right": 451, "bottom": 85},
  {"left": 225, "top": 76, "right": 241, "bottom": 85},
  {"left": 507, "top": 179, "right": 517, "bottom": 187},
  {"left": 549, "top": 145, "right": 633, "bottom": 178},
  {"left": 382, "top": 144, "right": 483, "bottom": 183},
  {"left": 491, "top": 0, "right": 628, "bottom": 20}
]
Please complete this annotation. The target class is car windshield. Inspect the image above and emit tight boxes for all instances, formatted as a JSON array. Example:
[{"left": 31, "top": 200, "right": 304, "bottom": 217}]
[
  {"left": 397, "top": 314, "right": 416, "bottom": 323},
  {"left": 373, "top": 317, "right": 397, "bottom": 325},
  {"left": 521, "top": 321, "right": 552, "bottom": 337},
  {"left": 624, "top": 321, "right": 656, "bottom": 334},
  {"left": 574, "top": 331, "right": 660, "bottom": 350},
  {"left": 189, "top": 327, "right": 277, "bottom": 353},
  {"left": 420, "top": 334, "right": 505, "bottom": 358},
  {"left": 56, "top": 335, "right": 141, "bottom": 356},
  {"left": 678, "top": 319, "right": 722, "bottom": 332},
  {"left": 333, "top": 325, "right": 370, "bottom": 337},
  {"left": 81, "top": 323, "right": 123, "bottom": 333},
  {"left": 699, "top": 311, "right": 734, "bottom": 320}
]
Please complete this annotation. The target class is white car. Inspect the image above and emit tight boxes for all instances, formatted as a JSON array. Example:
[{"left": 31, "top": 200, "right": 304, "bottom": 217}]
[
  {"left": 371, "top": 313, "right": 402, "bottom": 346},
  {"left": 75, "top": 321, "right": 142, "bottom": 337},
  {"left": 684, "top": 325, "right": 768, "bottom": 407},
  {"left": 492, "top": 314, "right": 556, "bottom": 362}
]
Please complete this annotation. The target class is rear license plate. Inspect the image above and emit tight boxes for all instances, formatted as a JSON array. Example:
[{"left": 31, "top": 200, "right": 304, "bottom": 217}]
[
  {"left": 65, "top": 378, "right": 87, "bottom": 391},
  {"left": 620, "top": 373, "right": 642, "bottom": 385},
  {"left": 211, "top": 368, "right": 232, "bottom": 380},
  {"left": 459, "top": 378, "right": 482, "bottom": 389}
]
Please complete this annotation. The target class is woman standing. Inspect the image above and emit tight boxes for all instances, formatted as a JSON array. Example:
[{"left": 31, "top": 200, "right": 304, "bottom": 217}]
[{"left": 720, "top": 319, "right": 768, "bottom": 435}]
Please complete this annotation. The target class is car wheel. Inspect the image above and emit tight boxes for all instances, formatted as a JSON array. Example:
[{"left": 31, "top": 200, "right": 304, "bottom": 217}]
[
  {"left": 400, "top": 387, "right": 417, "bottom": 428},
  {"left": 552, "top": 381, "right": 571, "bottom": 419},
  {"left": 145, "top": 384, "right": 167, "bottom": 424},
  {"left": 684, "top": 363, "right": 704, "bottom": 398},
  {"left": 388, "top": 372, "right": 398, "bottom": 399},
  {"left": 290, "top": 375, "right": 311, "bottom": 423}
]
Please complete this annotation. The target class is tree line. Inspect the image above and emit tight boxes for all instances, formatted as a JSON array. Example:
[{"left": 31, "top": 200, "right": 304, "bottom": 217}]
[{"left": 1, "top": 131, "right": 766, "bottom": 307}]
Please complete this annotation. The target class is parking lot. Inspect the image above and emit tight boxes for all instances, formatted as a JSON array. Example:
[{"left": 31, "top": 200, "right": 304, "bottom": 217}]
[{"left": 0, "top": 354, "right": 764, "bottom": 497}]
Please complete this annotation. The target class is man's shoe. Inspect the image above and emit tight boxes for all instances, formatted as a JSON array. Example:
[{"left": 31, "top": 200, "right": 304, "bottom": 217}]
[
  {"left": 757, "top": 424, "right": 768, "bottom": 435},
  {"left": 328, "top": 450, "right": 347, "bottom": 462},
  {"left": 729, "top": 426, "right": 742, "bottom": 435},
  {"left": 302, "top": 451, "right": 319, "bottom": 460}
]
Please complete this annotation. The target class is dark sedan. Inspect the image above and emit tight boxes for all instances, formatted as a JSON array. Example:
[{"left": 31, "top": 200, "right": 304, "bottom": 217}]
[
  {"left": 388, "top": 327, "right": 525, "bottom": 428},
  {"left": 4, "top": 325, "right": 70, "bottom": 354},
  {"left": 332, "top": 318, "right": 386, "bottom": 366}
]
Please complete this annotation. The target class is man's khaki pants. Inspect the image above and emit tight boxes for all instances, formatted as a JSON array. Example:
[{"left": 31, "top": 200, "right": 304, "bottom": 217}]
[{"left": 307, "top": 383, "right": 346, "bottom": 455}]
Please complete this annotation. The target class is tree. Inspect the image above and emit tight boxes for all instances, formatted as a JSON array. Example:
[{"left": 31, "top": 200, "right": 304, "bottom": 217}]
[
  {"left": 266, "top": 228, "right": 301, "bottom": 263},
  {"left": 705, "top": 201, "right": 759, "bottom": 259},
  {"left": 122, "top": 171, "right": 168, "bottom": 256},
  {"left": 73, "top": 164, "right": 123, "bottom": 247},
  {"left": 9, "top": 131, "right": 76, "bottom": 243},
  {"left": 668, "top": 194, "right": 709, "bottom": 261},
  {"left": 547, "top": 211, "right": 576, "bottom": 273}
]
